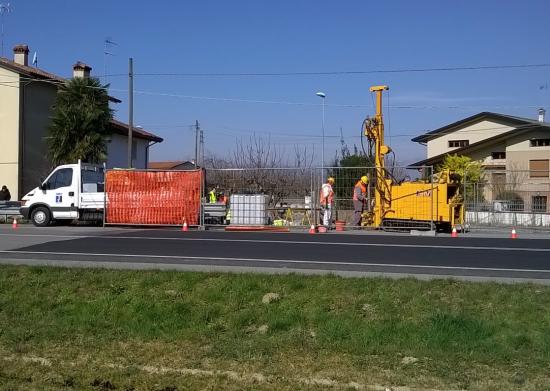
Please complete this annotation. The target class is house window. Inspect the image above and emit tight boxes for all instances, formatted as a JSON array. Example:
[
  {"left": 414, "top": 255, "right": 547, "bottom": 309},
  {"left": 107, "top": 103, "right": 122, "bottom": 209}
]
[
  {"left": 530, "top": 138, "right": 550, "bottom": 147},
  {"left": 532, "top": 196, "right": 547, "bottom": 213},
  {"left": 491, "top": 152, "right": 506, "bottom": 159},
  {"left": 491, "top": 172, "right": 506, "bottom": 185},
  {"left": 448, "top": 140, "right": 469, "bottom": 148},
  {"left": 529, "top": 159, "right": 550, "bottom": 178}
]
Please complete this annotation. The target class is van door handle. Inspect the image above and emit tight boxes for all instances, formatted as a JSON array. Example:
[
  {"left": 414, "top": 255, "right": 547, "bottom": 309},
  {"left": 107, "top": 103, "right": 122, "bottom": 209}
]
[{"left": 69, "top": 191, "right": 74, "bottom": 196}]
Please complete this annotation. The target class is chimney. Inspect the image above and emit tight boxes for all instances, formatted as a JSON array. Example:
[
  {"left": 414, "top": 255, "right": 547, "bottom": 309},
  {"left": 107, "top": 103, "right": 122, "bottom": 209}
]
[
  {"left": 539, "top": 108, "right": 546, "bottom": 123},
  {"left": 13, "top": 44, "right": 29, "bottom": 66},
  {"left": 73, "top": 61, "right": 92, "bottom": 78}
]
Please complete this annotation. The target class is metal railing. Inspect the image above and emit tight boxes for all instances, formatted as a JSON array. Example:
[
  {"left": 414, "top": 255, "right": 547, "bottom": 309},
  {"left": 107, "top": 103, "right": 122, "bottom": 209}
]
[
  {"left": 464, "top": 170, "right": 550, "bottom": 229},
  {"left": 0, "top": 201, "right": 22, "bottom": 223}
]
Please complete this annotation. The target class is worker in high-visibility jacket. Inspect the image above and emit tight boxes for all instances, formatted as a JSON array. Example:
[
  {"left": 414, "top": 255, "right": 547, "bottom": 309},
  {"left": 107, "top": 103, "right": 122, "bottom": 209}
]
[
  {"left": 225, "top": 208, "right": 231, "bottom": 225},
  {"left": 320, "top": 177, "right": 335, "bottom": 228},
  {"left": 208, "top": 187, "right": 217, "bottom": 203},
  {"left": 353, "top": 176, "right": 368, "bottom": 226}
]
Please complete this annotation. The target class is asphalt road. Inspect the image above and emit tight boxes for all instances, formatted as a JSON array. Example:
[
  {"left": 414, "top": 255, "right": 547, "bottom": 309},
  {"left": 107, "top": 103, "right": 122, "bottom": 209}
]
[{"left": 0, "top": 225, "right": 550, "bottom": 283}]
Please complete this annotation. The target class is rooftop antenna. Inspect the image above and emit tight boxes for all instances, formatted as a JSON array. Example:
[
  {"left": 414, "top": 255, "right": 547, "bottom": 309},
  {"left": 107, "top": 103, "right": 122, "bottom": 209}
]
[
  {"left": 103, "top": 37, "right": 117, "bottom": 82},
  {"left": 0, "top": 2, "right": 11, "bottom": 58}
]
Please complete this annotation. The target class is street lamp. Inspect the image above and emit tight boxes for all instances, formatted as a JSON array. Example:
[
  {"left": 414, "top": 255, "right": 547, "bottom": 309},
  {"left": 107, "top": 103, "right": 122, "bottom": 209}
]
[{"left": 316, "top": 92, "right": 326, "bottom": 172}]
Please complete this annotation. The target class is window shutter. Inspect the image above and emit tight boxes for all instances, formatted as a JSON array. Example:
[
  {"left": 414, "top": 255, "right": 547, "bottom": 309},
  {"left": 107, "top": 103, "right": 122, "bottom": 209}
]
[{"left": 529, "top": 159, "right": 549, "bottom": 178}]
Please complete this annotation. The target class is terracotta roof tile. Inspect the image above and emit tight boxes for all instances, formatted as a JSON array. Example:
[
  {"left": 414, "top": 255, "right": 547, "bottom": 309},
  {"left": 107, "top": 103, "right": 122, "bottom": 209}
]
[{"left": 110, "top": 119, "right": 163, "bottom": 142}]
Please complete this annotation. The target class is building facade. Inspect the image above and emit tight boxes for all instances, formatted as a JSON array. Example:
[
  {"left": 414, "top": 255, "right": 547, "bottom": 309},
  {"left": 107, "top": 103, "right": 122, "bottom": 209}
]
[
  {"left": 0, "top": 44, "right": 163, "bottom": 198},
  {"left": 410, "top": 112, "right": 550, "bottom": 213}
]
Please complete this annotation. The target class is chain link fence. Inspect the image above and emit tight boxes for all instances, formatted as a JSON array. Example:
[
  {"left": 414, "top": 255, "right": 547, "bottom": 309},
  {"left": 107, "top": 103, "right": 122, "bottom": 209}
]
[
  {"left": 103, "top": 166, "right": 549, "bottom": 230},
  {"left": 203, "top": 166, "right": 436, "bottom": 230},
  {"left": 464, "top": 170, "right": 550, "bottom": 229}
]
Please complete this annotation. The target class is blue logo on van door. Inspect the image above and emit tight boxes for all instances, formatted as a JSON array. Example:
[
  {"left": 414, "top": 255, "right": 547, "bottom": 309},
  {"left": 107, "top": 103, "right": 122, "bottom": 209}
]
[{"left": 55, "top": 193, "right": 62, "bottom": 203}]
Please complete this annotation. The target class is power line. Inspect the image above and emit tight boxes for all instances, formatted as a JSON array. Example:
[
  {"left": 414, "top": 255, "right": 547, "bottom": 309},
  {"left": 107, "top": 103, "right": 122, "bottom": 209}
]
[
  {"left": 100, "top": 63, "right": 550, "bottom": 78},
  {"left": 107, "top": 87, "right": 545, "bottom": 110},
  {"left": 1, "top": 76, "right": 546, "bottom": 111},
  {"left": 4, "top": 61, "right": 547, "bottom": 80},
  {"left": 140, "top": 122, "right": 542, "bottom": 140}
]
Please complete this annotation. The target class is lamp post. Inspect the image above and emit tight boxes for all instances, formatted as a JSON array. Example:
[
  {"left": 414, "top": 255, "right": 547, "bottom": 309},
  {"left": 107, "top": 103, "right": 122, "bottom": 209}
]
[{"left": 316, "top": 92, "right": 326, "bottom": 173}]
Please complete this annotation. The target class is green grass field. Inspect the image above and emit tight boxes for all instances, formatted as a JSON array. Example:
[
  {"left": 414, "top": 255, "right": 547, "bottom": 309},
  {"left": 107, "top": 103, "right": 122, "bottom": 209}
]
[{"left": 1, "top": 266, "right": 550, "bottom": 390}]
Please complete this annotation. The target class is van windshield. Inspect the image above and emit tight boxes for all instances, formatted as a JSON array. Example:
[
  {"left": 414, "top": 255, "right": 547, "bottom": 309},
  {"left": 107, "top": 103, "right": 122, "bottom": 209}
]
[{"left": 81, "top": 167, "right": 105, "bottom": 193}]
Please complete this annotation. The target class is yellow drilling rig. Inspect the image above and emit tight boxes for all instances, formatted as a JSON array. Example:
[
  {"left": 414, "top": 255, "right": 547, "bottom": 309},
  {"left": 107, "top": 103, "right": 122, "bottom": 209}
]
[{"left": 362, "top": 85, "right": 464, "bottom": 232}]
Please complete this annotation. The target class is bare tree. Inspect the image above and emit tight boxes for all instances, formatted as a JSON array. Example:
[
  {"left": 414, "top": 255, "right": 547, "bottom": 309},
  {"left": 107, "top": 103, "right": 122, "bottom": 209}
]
[{"left": 205, "top": 135, "right": 314, "bottom": 207}]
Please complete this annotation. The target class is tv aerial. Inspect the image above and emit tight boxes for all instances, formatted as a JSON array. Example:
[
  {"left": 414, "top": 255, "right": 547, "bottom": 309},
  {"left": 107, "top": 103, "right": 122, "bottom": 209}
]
[{"left": 0, "top": 2, "right": 12, "bottom": 57}]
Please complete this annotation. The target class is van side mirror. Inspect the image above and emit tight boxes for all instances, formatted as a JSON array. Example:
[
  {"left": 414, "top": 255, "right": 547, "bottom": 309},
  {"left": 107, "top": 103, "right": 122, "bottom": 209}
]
[{"left": 38, "top": 179, "right": 46, "bottom": 190}]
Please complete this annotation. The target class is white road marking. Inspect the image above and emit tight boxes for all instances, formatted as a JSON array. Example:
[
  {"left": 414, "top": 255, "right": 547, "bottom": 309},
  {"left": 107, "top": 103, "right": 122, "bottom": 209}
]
[
  {"left": 0, "top": 250, "right": 549, "bottom": 274},
  {"left": 0, "top": 233, "right": 549, "bottom": 252}
]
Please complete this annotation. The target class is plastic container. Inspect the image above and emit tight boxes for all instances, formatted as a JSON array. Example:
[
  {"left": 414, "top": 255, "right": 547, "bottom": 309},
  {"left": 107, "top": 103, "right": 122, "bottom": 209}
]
[{"left": 335, "top": 220, "right": 346, "bottom": 232}]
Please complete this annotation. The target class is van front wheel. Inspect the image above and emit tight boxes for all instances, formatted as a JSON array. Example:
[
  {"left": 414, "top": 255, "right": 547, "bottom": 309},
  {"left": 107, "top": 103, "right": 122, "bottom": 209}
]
[{"left": 31, "top": 206, "right": 51, "bottom": 227}]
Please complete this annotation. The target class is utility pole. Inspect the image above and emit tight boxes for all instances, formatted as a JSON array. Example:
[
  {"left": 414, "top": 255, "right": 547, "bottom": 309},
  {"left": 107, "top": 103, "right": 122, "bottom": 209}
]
[
  {"left": 127, "top": 58, "right": 134, "bottom": 168},
  {"left": 194, "top": 120, "right": 200, "bottom": 168},
  {"left": 199, "top": 129, "right": 204, "bottom": 167}
]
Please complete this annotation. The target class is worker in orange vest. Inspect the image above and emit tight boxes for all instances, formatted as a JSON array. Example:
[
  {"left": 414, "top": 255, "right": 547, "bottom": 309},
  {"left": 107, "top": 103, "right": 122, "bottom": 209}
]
[
  {"left": 353, "top": 176, "right": 368, "bottom": 226},
  {"left": 320, "top": 176, "right": 335, "bottom": 228}
]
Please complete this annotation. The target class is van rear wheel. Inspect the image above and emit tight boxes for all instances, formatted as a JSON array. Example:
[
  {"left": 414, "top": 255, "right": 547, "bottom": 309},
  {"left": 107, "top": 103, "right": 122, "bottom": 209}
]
[{"left": 31, "top": 206, "right": 51, "bottom": 227}]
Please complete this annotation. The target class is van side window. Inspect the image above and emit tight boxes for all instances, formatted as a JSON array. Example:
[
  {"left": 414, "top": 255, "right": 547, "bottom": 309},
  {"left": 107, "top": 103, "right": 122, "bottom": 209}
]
[{"left": 45, "top": 168, "right": 73, "bottom": 189}]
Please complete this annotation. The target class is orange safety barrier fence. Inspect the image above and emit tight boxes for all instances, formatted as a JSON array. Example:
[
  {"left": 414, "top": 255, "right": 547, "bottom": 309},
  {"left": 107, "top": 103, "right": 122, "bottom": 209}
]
[{"left": 105, "top": 170, "right": 202, "bottom": 225}]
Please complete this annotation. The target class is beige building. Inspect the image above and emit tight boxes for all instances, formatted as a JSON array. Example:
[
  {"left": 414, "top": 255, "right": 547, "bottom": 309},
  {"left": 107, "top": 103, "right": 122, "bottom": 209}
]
[
  {"left": 0, "top": 44, "right": 163, "bottom": 199},
  {"left": 411, "top": 111, "right": 550, "bottom": 212}
]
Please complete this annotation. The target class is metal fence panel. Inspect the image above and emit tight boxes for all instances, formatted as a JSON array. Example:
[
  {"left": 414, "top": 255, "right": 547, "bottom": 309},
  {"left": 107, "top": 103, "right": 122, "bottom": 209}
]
[
  {"left": 100, "top": 166, "right": 548, "bottom": 230},
  {"left": 203, "top": 166, "right": 437, "bottom": 230},
  {"left": 316, "top": 166, "right": 439, "bottom": 230},
  {"left": 204, "top": 168, "right": 315, "bottom": 227},
  {"left": 464, "top": 170, "right": 550, "bottom": 229}
]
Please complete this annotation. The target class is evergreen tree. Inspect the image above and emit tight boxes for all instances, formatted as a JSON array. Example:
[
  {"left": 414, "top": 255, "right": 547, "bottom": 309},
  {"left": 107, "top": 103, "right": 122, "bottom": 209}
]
[{"left": 48, "top": 77, "right": 113, "bottom": 166}]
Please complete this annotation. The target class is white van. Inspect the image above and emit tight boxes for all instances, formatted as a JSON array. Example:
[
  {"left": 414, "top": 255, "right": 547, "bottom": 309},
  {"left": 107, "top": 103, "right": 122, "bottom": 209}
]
[{"left": 20, "top": 161, "right": 105, "bottom": 226}]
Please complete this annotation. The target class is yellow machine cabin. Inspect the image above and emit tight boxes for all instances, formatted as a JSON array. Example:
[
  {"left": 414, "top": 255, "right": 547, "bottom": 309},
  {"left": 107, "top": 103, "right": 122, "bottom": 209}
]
[
  {"left": 377, "top": 177, "right": 464, "bottom": 231},
  {"left": 363, "top": 85, "right": 464, "bottom": 232}
]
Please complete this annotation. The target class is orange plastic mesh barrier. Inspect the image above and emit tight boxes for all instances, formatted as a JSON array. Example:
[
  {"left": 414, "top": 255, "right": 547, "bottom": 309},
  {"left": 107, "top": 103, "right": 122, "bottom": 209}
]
[{"left": 106, "top": 170, "right": 202, "bottom": 225}]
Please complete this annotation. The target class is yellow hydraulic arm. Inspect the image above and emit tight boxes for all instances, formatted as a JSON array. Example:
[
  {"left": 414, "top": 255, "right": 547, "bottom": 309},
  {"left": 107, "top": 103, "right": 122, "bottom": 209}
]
[{"left": 363, "top": 85, "right": 391, "bottom": 227}]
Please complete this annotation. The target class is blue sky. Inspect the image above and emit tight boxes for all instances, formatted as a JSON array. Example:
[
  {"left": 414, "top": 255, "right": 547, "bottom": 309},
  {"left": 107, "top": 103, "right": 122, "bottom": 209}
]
[{"left": 2, "top": 0, "right": 550, "bottom": 165}]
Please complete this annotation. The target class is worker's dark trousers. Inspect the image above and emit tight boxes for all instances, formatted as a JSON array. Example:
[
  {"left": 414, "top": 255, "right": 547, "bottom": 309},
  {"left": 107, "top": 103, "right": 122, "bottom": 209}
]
[{"left": 353, "top": 200, "right": 363, "bottom": 226}]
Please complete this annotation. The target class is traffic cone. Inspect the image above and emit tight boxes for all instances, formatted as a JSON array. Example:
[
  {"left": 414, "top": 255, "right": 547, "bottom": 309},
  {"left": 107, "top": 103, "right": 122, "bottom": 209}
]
[
  {"left": 451, "top": 226, "right": 458, "bottom": 238},
  {"left": 511, "top": 228, "right": 518, "bottom": 239},
  {"left": 182, "top": 218, "right": 189, "bottom": 232},
  {"left": 309, "top": 224, "right": 316, "bottom": 234},
  {"left": 12, "top": 218, "right": 17, "bottom": 229}
]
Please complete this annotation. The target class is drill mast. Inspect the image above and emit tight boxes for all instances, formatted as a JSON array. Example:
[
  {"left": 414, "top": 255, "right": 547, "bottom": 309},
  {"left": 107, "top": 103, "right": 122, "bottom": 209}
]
[{"left": 364, "top": 85, "right": 391, "bottom": 227}]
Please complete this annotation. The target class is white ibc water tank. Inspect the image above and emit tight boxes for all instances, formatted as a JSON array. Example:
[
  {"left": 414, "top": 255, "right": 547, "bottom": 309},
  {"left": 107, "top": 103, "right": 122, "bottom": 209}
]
[{"left": 230, "top": 194, "right": 269, "bottom": 225}]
